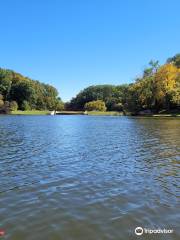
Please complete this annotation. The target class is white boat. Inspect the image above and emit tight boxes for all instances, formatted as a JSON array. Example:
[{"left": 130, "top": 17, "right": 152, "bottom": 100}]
[{"left": 50, "top": 110, "right": 56, "bottom": 115}]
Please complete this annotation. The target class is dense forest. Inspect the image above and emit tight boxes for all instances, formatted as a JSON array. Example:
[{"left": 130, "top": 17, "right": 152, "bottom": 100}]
[
  {"left": 0, "top": 69, "right": 64, "bottom": 113},
  {"left": 67, "top": 54, "right": 180, "bottom": 114},
  {"left": 0, "top": 53, "right": 179, "bottom": 114}
]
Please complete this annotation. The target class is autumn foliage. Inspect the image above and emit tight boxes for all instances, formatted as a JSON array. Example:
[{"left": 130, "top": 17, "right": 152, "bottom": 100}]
[
  {"left": 84, "top": 100, "right": 107, "bottom": 111},
  {"left": 69, "top": 54, "right": 180, "bottom": 114}
]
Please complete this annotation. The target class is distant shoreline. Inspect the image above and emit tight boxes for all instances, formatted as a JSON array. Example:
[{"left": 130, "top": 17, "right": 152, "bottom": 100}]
[{"left": 7, "top": 110, "right": 180, "bottom": 117}]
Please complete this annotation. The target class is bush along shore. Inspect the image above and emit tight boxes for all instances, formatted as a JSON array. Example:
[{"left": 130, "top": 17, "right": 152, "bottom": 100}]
[{"left": 0, "top": 53, "right": 180, "bottom": 116}]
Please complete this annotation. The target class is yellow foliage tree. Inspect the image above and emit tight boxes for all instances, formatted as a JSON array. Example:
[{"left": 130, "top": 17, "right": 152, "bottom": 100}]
[
  {"left": 172, "top": 72, "right": 180, "bottom": 105},
  {"left": 154, "top": 64, "right": 180, "bottom": 108},
  {"left": 84, "top": 100, "right": 107, "bottom": 111}
]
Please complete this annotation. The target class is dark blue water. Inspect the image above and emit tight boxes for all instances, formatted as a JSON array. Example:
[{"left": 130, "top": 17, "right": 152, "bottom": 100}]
[{"left": 0, "top": 116, "right": 179, "bottom": 240}]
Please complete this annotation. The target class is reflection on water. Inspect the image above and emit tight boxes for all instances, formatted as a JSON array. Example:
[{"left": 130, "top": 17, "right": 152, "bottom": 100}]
[{"left": 0, "top": 115, "right": 179, "bottom": 240}]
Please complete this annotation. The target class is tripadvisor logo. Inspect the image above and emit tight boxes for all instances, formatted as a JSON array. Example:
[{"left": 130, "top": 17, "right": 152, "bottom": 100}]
[
  {"left": 135, "top": 227, "right": 143, "bottom": 235},
  {"left": 135, "top": 226, "right": 173, "bottom": 236}
]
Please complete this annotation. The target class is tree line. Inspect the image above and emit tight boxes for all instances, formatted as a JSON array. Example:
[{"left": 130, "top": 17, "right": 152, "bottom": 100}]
[
  {"left": 67, "top": 54, "right": 180, "bottom": 114},
  {"left": 0, "top": 53, "right": 179, "bottom": 114},
  {"left": 0, "top": 69, "right": 64, "bottom": 113}
]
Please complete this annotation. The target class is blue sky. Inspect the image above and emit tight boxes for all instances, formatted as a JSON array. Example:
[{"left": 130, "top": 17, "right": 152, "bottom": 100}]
[{"left": 0, "top": 0, "right": 180, "bottom": 101}]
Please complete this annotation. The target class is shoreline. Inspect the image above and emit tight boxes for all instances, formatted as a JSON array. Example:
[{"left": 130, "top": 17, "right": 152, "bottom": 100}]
[{"left": 7, "top": 110, "right": 180, "bottom": 117}]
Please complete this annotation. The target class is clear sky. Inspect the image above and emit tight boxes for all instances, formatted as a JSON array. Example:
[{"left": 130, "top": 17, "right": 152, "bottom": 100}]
[{"left": 0, "top": 0, "right": 180, "bottom": 101}]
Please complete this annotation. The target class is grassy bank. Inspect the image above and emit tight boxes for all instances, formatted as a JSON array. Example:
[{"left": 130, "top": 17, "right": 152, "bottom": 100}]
[
  {"left": 10, "top": 110, "right": 123, "bottom": 116},
  {"left": 87, "top": 111, "right": 123, "bottom": 116},
  {"left": 11, "top": 110, "right": 84, "bottom": 115},
  {"left": 10, "top": 110, "right": 180, "bottom": 117},
  {"left": 11, "top": 110, "right": 50, "bottom": 115},
  {"left": 56, "top": 111, "right": 84, "bottom": 115},
  {"left": 87, "top": 111, "right": 180, "bottom": 117},
  {"left": 151, "top": 114, "right": 180, "bottom": 117}
]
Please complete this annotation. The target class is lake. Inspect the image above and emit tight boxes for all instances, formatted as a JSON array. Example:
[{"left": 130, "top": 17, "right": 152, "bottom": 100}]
[{"left": 0, "top": 115, "right": 179, "bottom": 240}]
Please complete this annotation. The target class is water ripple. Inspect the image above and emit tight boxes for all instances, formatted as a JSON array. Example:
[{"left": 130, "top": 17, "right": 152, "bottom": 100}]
[{"left": 0, "top": 115, "right": 179, "bottom": 239}]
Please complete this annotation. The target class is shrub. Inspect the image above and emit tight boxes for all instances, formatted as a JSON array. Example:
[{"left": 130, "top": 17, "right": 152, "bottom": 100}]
[
  {"left": 4, "top": 101, "right": 10, "bottom": 108},
  {"left": 10, "top": 101, "right": 18, "bottom": 111},
  {"left": 0, "top": 99, "right": 4, "bottom": 108},
  {"left": 21, "top": 100, "right": 31, "bottom": 111},
  {"left": 0, "top": 101, "right": 10, "bottom": 114},
  {"left": 84, "top": 100, "right": 107, "bottom": 111},
  {"left": 112, "top": 103, "right": 123, "bottom": 111}
]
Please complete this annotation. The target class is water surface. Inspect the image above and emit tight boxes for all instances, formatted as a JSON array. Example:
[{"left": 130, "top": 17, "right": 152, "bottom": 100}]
[{"left": 0, "top": 116, "right": 179, "bottom": 240}]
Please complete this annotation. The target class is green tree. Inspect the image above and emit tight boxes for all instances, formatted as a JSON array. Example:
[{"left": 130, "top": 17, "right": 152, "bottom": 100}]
[
  {"left": 124, "top": 84, "right": 141, "bottom": 114},
  {"left": 21, "top": 100, "right": 31, "bottom": 111},
  {"left": 143, "top": 60, "right": 159, "bottom": 77},
  {"left": 69, "top": 85, "right": 128, "bottom": 111},
  {"left": 0, "top": 68, "right": 62, "bottom": 112},
  {"left": 167, "top": 53, "right": 180, "bottom": 68},
  {"left": 55, "top": 100, "right": 64, "bottom": 111},
  {"left": 10, "top": 80, "right": 36, "bottom": 109},
  {"left": 0, "top": 68, "right": 13, "bottom": 100}
]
